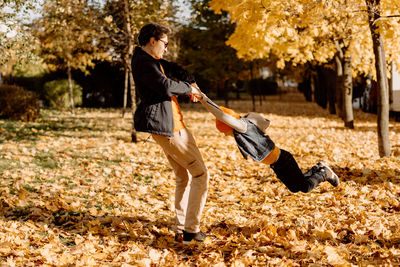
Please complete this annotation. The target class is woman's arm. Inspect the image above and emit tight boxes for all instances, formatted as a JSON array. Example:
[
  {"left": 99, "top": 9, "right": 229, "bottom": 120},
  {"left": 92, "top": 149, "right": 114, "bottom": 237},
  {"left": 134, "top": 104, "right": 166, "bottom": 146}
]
[
  {"left": 199, "top": 93, "right": 247, "bottom": 133},
  {"left": 133, "top": 59, "right": 192, "bottom": 98},
  {"left": 159, "top": 60, "right": 196, "bottom": 83}
]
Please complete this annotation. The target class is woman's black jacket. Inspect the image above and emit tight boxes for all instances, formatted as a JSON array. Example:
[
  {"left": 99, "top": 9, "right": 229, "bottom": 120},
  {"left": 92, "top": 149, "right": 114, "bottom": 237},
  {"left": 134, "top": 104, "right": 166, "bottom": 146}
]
[{"left": 131, "top": 47, "right": 195, "bottom": 136}]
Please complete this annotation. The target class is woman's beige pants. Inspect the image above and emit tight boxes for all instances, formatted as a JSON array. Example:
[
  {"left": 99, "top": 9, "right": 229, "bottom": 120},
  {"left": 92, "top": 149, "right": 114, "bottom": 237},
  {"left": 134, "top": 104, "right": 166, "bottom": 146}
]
[{"left": 152, "top": 128, "right": 209, "bottom": 233}]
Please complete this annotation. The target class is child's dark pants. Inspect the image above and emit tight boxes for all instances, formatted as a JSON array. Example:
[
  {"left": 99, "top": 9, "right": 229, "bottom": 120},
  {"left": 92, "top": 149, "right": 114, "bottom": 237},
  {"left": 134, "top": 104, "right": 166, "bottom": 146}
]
[{"left": 270, "top": 149, "right": 324, "bottom": 193}]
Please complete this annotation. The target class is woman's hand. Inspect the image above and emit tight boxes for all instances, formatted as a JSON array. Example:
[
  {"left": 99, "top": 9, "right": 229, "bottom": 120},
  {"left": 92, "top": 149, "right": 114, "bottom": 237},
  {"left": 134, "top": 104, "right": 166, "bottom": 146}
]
[{"left": 190, "top": 83, "right": 203, "bottom": 102}]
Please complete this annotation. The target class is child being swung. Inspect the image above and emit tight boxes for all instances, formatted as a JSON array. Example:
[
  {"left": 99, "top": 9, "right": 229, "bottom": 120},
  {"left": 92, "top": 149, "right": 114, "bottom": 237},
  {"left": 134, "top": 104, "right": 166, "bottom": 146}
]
[{"left": 195, "top": 91, "right": 339, "bottom": 193}]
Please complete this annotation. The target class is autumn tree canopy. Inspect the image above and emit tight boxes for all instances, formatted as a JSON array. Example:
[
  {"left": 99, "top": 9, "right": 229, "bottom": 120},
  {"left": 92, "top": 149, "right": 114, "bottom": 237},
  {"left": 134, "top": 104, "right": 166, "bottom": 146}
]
[
  {"left": 31, "top": 0, "right": 109, "bottom": 114},
  {"left": 32, "top": 0, "right": 108, "bottom": 73},
  {"left": 210, "top": 0, "right": 400, "bottom": 157},
  {"left": 209, "top": 0, "right": 400, "bottom": 78},
  {"left": 0, "top": 0, "right": 40, "bottom": 71},
  {"left": 177, "top": 0, "right": 252, "bottom": 102}
]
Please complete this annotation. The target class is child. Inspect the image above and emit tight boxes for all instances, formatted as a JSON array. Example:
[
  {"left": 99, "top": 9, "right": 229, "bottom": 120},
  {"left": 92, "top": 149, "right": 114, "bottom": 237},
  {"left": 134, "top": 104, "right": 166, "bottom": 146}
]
[{"left": 195, "top": 91, "right": 339, "bottom": 193}]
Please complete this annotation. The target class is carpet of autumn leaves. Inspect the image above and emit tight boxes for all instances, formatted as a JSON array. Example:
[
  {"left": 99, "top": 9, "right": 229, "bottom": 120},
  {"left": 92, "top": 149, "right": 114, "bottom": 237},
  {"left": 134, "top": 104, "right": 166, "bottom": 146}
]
[{"left": 1, "top": 93, "right": 400, "bottom": 266}]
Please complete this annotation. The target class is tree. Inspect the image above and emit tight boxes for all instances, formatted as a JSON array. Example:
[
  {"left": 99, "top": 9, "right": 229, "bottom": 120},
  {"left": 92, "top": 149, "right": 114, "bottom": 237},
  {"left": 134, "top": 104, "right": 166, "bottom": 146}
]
[
  {"left": 366, "top": 0, "right": 391, "bottom": 157},
  {"left": 177, "top": 0, "right": 252, "bottom": 107},
  {"left": 210, "top": 0, "right": 400, "bottom": 157},
  {"left": 32, "top": 0, "right": 108, "bottom": 114},
  {"left": 211, "top": 1, "right": 366, "bottom": 128},
  {"left": 102, "top": 0, "right": 174, "bottom": 142},
  {"left": 0, "top": 0, "right": 40, "bottom": 79}
]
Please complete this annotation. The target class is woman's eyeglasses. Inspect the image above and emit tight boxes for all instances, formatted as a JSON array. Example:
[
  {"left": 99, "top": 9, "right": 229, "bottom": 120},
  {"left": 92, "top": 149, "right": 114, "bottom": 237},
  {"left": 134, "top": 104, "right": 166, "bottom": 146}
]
[{"left": 159, "top": 39, "right": 168, "bottom": 48}]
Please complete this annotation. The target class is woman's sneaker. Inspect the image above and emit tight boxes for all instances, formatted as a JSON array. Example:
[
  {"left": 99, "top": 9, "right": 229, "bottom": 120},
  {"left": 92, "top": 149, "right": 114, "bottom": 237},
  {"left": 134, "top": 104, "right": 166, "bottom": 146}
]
[
  {"left": 317, "top": 162, "right": 340, "bottom": 187},
  {"left": 182, "top": 231, "right": 215, "bottom": 244}
]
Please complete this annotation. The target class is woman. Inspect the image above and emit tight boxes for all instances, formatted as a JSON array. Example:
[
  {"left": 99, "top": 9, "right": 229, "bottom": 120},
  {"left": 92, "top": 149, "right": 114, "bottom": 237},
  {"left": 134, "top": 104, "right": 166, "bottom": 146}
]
[{"left": 132, "top": 23, "right": 213, "bottom": 244}]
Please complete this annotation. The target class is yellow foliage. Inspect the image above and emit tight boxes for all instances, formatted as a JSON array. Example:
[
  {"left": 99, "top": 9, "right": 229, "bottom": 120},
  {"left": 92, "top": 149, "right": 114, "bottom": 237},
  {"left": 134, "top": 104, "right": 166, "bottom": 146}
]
[{"left": 210, "top": 0, "right": 400, "bottom": 78}]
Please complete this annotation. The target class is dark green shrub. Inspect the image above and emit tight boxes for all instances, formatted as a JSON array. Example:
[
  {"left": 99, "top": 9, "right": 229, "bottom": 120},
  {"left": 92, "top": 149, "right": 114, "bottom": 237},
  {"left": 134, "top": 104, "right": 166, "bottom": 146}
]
[
  {"left": 43, "top": 79, "right": 82, "bottom": 109},
  {"left": 0, "top": 85, "right": 41, "bottom": 121}
]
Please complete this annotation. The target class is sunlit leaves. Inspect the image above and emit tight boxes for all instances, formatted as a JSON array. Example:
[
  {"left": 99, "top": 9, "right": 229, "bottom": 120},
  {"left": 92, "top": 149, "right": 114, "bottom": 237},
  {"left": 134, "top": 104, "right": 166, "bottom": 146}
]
[
  {"left": 178, "top": 0, "right": 252, "bottom": 87},
  {"left": 102, "top": 0, "right": 174, "bottom": 61},
  {"left": 209, "top": 0, "right": 400, "bottom": 77},
  {"left": 31, "top": 0, "right": 108, "bottom": 73},
  {"left": 0, "top": 0, "right": 41, "bottom": 67}
]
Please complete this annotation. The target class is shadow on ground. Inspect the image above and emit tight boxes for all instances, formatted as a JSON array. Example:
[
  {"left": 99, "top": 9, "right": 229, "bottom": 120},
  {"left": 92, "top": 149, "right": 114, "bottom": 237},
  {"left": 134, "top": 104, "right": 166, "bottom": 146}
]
[{"left": 0, "top": 116, "right": 129, "bottom": 143}]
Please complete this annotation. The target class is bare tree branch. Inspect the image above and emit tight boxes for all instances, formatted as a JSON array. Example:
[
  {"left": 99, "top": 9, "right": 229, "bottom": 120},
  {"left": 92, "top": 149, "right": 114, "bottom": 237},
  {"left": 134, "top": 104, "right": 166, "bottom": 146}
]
[{"left": 372, "top": 14, "right": 400, "bottom": 26}]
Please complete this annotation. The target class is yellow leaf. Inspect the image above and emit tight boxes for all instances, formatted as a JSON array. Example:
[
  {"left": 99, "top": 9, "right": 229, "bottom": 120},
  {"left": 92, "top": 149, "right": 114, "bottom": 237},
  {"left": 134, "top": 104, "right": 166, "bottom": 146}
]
[
  {"left": 325, "top": 246, "right": 347, "bottom": 265},
  {"left": 0, "top": 242, "right": 12, "bottom": 255}
]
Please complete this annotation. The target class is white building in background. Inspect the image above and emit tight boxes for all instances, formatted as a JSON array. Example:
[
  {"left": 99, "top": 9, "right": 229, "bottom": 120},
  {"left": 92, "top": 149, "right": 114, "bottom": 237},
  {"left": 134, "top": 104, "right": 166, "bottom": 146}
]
[
  {"left": 259, "top": 66, "right": 298, "bottom": 89},
  {"left": 391, "top": 61, "right": 400, "bottom": 112},
  {"left": 260, "top": 67, "right": 273, "bottom": 79}
]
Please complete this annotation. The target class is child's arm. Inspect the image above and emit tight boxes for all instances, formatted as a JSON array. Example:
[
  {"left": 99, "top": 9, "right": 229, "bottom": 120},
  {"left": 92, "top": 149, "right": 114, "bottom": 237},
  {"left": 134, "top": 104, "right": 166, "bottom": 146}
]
[{"left": 199, "top": 93, "right": 247, "bottom": 133}]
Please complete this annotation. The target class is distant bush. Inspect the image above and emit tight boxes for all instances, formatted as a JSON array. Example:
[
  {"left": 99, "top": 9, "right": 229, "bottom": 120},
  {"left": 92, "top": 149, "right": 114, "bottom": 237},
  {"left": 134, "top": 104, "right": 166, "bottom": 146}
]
[
  {"left": 44, "top": 79, "right": 82, "bottom": 109},
  {"left": 0, "top": 85, "right": 41, "bottom": 121},
  {"left": 12, "top": 61, "right": 126, "bottom": 108}
]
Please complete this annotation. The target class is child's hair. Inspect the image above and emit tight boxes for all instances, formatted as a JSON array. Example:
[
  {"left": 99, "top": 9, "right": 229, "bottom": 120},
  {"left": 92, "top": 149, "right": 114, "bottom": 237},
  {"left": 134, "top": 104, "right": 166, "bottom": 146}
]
[{"left": 216, "top": 106, "right": 241, "bottom": 133}]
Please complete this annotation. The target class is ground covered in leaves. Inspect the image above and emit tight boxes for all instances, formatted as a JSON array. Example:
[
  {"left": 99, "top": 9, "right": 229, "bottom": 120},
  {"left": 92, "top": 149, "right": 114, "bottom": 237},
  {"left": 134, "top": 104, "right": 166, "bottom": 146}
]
[{"left": 1, "top": 93, "right": 400, "bottom": 266}]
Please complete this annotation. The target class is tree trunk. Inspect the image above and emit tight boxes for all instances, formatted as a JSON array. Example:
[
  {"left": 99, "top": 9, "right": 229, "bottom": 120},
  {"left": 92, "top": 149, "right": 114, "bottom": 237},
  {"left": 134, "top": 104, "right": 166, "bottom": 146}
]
[
  {"left": 343, "top": 56, "right": 354, "bottom": 128},
  {"left": 334, "top": 43, "right": 354, "bottom": 128},
  {"left": 122, "top": 68, "right": 129, "bottom": 118},
  {"left": 129, "top": 70, "right": 137, "bottom": 142},
  {"left": 314, "top": 67, "right": 328, "bottom": 109},
  {"left": 123, "top": 0, "right": 137, "bottom": 142},
  {"left": 314, "top": 71, "right": 321, "bottom": 107},
  {"left": 326, "top": 67, "right": 337, "bottom": 115},
  {"left": 299, "top": 70, "right": 312, "bottom": 102},
  {"left": 224, "top": 80, "right": 229, "bottom": 107},
  {"left": 304, "top": 77, "right": 312, "bottom": 102},
  {"left": 249, "top": 62, "right": 256, "bottom": 111},
  {"left": 236, "top": 84, "right": 240, "bottom": 100},
  {"left": 367, "top": 0, "right": 390, "bottom": 157},
  {"left": 389, "top": 62, "right": 393, "bottom": 106},
  {"left": 251, "top": 93, "right": 256, "bottom": 111},
  {"left": 335, "top": 52, "right": 344, "bottom": 119},
  {"left": 67, "top": 60, "right": 75, "bottom": 115}
]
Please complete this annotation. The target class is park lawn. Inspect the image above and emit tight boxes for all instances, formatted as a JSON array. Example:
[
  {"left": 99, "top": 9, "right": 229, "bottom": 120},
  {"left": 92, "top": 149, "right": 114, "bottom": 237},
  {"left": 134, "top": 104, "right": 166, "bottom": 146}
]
[{"left": 1, "top": 93, "right": 400, "bottom": 266}]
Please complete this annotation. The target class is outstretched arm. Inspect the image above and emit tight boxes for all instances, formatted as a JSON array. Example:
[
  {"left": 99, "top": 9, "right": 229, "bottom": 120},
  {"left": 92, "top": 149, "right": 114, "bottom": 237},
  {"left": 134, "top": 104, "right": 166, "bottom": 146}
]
[{"left": 198, "top": 92, "right": 247, "bottom": 133}]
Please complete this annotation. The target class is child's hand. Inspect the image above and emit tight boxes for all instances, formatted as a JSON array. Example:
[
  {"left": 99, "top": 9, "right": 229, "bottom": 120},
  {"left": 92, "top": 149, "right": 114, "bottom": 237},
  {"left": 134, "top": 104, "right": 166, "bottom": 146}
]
[{"left": 190, "top": 85, "right": 203, "bottom": 102}]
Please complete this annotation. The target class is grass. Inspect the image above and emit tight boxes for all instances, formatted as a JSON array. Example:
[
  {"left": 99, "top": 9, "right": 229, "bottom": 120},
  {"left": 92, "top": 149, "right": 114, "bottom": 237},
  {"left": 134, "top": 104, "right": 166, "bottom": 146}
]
[
  {"left": 23, "top": 184, "right": 38, "bottom": 193},
  {"left": 0, "top": 158, "right": 23, "bottom": 174},
  {"left": 33, "top": 151, "right": 58, "bottom": 169}
]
